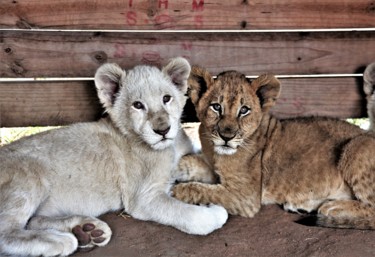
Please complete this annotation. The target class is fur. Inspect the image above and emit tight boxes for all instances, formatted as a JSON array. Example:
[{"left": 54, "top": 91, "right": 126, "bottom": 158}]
[
  {"left": 173, "top": 66, "right": 375, "bottom": 230},
  {"left": 364, "top": 62, "right": 375, "bottom": 132},
  {"left": 0, "top": 59, "right": 227, "bottom": 257}
]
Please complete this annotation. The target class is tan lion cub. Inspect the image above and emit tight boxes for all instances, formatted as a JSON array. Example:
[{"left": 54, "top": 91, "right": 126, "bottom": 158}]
[
  {"left": 173, "top": 66, "right": 375, "bottom": 229},
  {"left": 364, "top": 62, "right": 375, "bottom": 132},
  {"left": 0, "top": 58, "right": 227, "bottom": 257}
]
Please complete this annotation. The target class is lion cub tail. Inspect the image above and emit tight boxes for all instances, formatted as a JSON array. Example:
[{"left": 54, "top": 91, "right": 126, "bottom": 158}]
[
  {"left": 297, "top": 200, "right": 375, "bottom": 230},
  {"left": 316, "top": 214, "right": 375, "bottom": 230}
]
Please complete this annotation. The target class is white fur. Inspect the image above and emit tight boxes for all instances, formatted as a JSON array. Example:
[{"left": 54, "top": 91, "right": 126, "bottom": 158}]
[
  {"left": 212, "top": 136, "right": 242, "bottom": 155},
  {"left": 214, "top": 145, "right": 238, "bottom": 155},
  {"left": 0, "top": 57, "right": 227, "bottom": 257}
]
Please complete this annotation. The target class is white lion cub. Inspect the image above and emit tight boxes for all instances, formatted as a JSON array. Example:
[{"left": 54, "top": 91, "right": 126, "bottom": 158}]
[{"left": 0, "top": 57, "right": 228, "bottom": 257}]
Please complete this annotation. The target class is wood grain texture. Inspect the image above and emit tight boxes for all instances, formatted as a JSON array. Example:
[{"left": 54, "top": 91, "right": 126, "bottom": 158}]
[
  {"left": 1, "top": 31, "right": 374, "bottom": 78},
  {"left": 0, "top": 77, "right": 366, "bottom": 127},
  {"left": 0, "top": 0, "right": 374, "bottom": 30},
  {"left": 0, "top": 81, "right": 103, "bottom": 127},
  {"left": 273, "top": 77, "right": 365, "bottom": 119}
]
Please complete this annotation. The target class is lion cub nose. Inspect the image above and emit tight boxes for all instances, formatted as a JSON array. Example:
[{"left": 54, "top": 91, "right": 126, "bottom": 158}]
[
  {"left": 153, "top": 126, "right": 170, "bottom": 136},
  {"left": 219, "top": 133, "right": 235, "bottom": 142}
]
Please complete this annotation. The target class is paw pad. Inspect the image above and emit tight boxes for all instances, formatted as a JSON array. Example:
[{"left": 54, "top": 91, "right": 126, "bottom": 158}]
[{"left": 72, "top": 223, "right": 106, "bottom": 246}]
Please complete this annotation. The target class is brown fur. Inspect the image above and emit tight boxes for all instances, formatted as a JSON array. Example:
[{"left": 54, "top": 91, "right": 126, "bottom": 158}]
[{"left": 173, "top": 67, "right": 375, "bottom": 229}]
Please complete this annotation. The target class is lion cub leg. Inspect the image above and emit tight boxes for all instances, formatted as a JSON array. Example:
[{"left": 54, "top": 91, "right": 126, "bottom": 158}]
[
  {"left": 0, "top": 180, "right": 78, "bottom": 256},
  {"left": 0, "top": 215, "right": 79, "bottom": 256},
  {"left": 173, "top": 152, "right": 263, "bottom": 218},
  {"left": 339, "top": 135, "right": 375, "bottom": 206},
  {"left": 317, "top": 135, "right": 375, "bottom": 229},
  {"left": 173, "top": 154, "right": 217, "bottom": 184},
  {"left": 173, "top": 182, "right": 260, "bottom": 217},
  {"left": 0, "top": 160, "right": 111, "bottom": 256},
  {"left": 27, "top": 215, "right": 112, "bottom": 249}
]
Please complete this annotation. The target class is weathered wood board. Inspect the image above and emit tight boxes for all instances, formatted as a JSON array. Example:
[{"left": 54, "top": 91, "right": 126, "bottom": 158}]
[
  {"left": 0, "top": 77, "right": 365, "bottom": 127},
  {"left": 0, "top": 81, "right": 102, "bottom": 127},
  {"left": 0, "top": 0, "right": 374, "bottom": 30},
  {"left": 1, "top": 31, "right": 374, "bottom": 78}
]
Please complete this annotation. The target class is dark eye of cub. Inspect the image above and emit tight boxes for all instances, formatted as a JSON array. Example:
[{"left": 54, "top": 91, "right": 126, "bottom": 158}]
[
  {"left": 133, "top": 101, "right": 144, "bottom": 109},
  {"left": 163, "top": 95, "right": 172, "bottom": 104},
  {"left": 211, "top": 103, "right": 222, "bottom": 113},
  {"left": 239, "top": 106, "right": 250, "bottom": 115}
]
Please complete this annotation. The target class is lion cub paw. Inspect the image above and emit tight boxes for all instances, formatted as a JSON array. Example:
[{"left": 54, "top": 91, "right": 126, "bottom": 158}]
[
  {"left": 206, "top": 204, "right": 228, "bottom": 228},
  {"left": 72, "top": 219, "right": 112, "bottom": 249},
  {"left": 172, "top": 183, "right": 197, "bottom": 204},
  {"left": 187, "top": 204, "right": 228, "bottom": 235}
]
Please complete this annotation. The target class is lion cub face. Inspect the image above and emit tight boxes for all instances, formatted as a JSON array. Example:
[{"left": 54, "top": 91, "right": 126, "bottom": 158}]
[
  {"left": 188, "top": 67, "right": 280, "bottom": 155},
  {"left": 95, "top": 57, "right": 190, "bottom": 150}
]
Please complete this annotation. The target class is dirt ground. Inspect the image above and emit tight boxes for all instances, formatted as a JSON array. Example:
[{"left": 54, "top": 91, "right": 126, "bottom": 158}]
[{"left": 72, "top": 205, "right": 375, "bottom": 257}]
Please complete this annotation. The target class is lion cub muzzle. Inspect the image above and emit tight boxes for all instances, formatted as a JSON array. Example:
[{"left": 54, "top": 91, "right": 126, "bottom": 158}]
[
  {"left": 217, "top": 118, "right": 239, "bottom": 142},
  {"left": 212, "top": 117, "right": 240, "bottom": 155},
  {"left": 213, "top": 135, "right": 240, "bottom": 155},
  {"left": 150, "top": 110, "right": 171, "bottom": 137}
]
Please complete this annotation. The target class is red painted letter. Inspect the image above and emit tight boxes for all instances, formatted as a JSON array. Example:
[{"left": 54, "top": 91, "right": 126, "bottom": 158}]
[
  {"left": 126, "top": 11, "right": 137, "bottom": 26},
  {"left": 192, "top": 0, "right": 204, "bottom": 11},
  {"left": 194, "top": 15, "right": 203, "bottom": 28},
  {"left": 159, "top": 0, "right": 168, "bottom": 9},
  {"left": 114, "top": 44, "right": 126, "bottom": 58}
]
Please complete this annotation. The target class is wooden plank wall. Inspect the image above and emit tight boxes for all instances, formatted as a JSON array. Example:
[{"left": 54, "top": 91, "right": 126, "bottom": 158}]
[
  {"left": 0, "top": 0, "right": 374, "bottom": 30},
  {"left": 0, "top": 0, "right": 375, "bottom": 127}
]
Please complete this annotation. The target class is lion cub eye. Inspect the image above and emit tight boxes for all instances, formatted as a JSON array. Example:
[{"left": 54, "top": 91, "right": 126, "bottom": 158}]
[
  {"left": 210, "top": 103, "right": 222, "bottom": 113},
  {"left": 239, "top": 106, "right": 251, "bottom": 116},
  {"left": 133, "top": 101, "right": 144, "bottom": 110},
  {"left": 163, "top": 95, "right": 172, "bottom": 104}
]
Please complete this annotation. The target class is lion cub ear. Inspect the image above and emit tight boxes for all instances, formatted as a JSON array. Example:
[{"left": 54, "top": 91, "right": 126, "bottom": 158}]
[
  {"left": 251, "top": 74, "right": 281, "bottom": 111},
  {"left": 162, "top": 57, "right": 191, "bottom": 94},
  {"left": 364, "top": 62, "right": 375, "bottom": 96},
  {"left": 95, "top": 63, "right": 125, "bottom": 110},
  {"left": 188, "top": 66, "right": 214, "bottom": 105}
]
